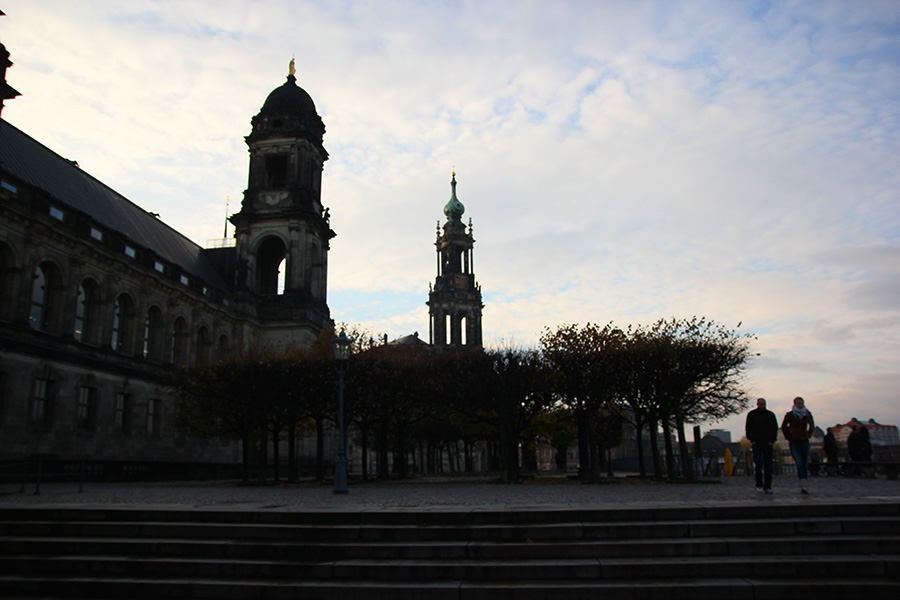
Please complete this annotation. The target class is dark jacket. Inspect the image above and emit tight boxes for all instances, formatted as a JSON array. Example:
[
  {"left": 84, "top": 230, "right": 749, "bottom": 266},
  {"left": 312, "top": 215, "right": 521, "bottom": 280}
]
[
  {"left": 745, "top": 407, "right": 778, "bottom": 444},
  {"left": 781, "top": 410, "right": 815, "bottom": 442}
]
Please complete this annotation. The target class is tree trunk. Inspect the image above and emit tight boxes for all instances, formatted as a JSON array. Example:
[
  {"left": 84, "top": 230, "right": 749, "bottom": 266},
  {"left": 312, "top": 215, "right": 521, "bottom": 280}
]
[
  {"left": 377, "top": 423, "right": 389, "bottom": 480},
  {"left": 241, "top": 432, "right": 251, "bottom": 482},
  {"left": 675, "top": 406, "right": 694, "bottom": 481},
  {"left": 358, "top": 422, "right": 369, "bottom": 482},
  {"left": 257, "top": 422, "right": 268, "bottom": 484},
  {"left": 577, "top": 406, "right": 591, "bottom": 480},
  {"left": 271, "top": 423, "right": 280, "bottom": 482},
  {"left": 663, "top": 416, "right": 677, "bottom": 480},
  {"left": 635, "top": 417, "right": 646, "bottom": 477},
  {"left": 287, "top": 420, "right": 297, "bottom": 483},
  {"left": 649, "top": 415, "right": 662, "bottom": 477}
]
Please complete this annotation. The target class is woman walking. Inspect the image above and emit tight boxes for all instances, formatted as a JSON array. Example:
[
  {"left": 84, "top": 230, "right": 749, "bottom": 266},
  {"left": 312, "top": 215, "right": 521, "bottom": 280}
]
[{"left": 781, "top": 397, "right": 816, "bottom": 494}]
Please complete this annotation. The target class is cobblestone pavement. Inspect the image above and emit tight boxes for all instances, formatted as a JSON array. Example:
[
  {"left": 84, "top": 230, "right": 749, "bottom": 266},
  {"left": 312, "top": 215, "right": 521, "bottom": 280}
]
[{"left": 2, "top": 475, "right": 899, "bottom": 511}]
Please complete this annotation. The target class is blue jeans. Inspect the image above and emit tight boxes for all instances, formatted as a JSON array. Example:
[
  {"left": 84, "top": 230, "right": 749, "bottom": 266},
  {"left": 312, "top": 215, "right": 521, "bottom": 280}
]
[
  {"left": 789, "top": 440, "right": 811, "bottom": 480},
  {"left": 752, "top": 442, "right": 774, "bottom": 489}
]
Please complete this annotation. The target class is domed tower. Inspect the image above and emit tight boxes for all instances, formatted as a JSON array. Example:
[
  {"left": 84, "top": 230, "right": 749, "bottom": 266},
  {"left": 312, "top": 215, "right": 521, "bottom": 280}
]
[
  {"left": 428, "top": 173, "right": 483, "bottom": 351},
  {"left": 230, "top": 60, "right": 334, "bottom": 347}
]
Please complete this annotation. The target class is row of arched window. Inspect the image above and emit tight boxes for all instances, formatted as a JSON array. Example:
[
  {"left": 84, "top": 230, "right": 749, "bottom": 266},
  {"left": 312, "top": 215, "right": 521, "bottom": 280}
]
[{"left": 2, "top": 243, "right": 232, "bottom": 368}]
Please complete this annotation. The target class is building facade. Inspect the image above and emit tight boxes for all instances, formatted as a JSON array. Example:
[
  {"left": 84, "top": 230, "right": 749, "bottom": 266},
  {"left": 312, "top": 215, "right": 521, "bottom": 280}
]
[
  {"left": 0, "top": 60, "right": 334, "bottom": 463},
  {"left": 833, "top": 418, "right": 900, "bottom": 447}
]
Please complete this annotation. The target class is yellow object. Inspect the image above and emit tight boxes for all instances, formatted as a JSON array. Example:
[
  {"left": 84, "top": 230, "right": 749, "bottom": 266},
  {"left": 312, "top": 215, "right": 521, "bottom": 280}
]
[{"left": 724, "top": 448, "right": 734, "bottom": 477}]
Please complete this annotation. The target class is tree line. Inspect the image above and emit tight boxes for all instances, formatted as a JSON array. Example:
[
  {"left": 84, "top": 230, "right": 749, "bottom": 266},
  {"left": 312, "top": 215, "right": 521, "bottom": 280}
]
[{"left": 171, "top": 317, "right": 754, "bottom": 483}]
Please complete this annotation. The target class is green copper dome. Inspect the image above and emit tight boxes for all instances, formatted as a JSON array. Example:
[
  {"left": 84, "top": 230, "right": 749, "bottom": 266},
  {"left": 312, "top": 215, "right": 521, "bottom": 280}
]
[{"left": 443, "top": 172, "right": 465, "bottom": 223}]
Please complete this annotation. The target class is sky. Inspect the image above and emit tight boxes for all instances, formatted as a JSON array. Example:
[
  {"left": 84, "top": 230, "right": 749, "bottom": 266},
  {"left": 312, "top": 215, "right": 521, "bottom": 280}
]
[{"left": 2, "top": 0, "right": 899, "bottom": 440}]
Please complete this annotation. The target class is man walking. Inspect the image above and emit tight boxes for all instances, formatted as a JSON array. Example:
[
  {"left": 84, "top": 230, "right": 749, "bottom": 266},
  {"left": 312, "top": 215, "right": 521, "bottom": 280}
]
[{"left": 745, "top": 398, "right": 778, "bottom": 494}]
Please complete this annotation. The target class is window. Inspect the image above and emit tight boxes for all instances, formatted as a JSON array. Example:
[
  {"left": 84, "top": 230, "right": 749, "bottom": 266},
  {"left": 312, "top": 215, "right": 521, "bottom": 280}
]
[
  {"left": 265, "top": 154, "right": 288, "bottom": 188},
  {"left": 31, "top": 378, "right": 52, "bottom": 427},
  {"left": 0, "top": 242, "right": 15, "bottom": 322},
  {"left": 111, "top": 293, "right": 136, "bottom": 354},
  {"left": 171, "top": 317, "right": 189, "bottom": 366},
  {"left": 142, "top": 306, "right": 164, "bottom": 362},
  {"left": 124, "top": 245, "right": 136, "bottom": 259},
  {"left": 1, "top": 180, "right": 18, "bottom": 194},
  {"left": 216, "top": 334, "right": 229, "bottom": 361},
  {"left": 90, "top": 227, "right": 103, "bottom": 241},
  {"left": 147, "top": 398, "right": 160, "bottom": 437},
  {"left": 179, "top": 274, "right": 190, "bottom": 286},
  {"left": 29, "top": 263, "right": 59, "bottom": 332},
  {"left": 154, "top": 261, "right": 165, "bottom": 273},
  {"left": 115, "top": 393, "right": 131, "bottom": 435},
  {"left": 76, "top": 386, "right": 97, "bottom": 430},
  {"left": 257, "top": 236, "right": 287, "bottom": 295},
  {"left": 73, "top": 279, "right": 99, "bottom": 343},
  {"left": 49, "top": 206, "right": 64, "bottom": 221},
  {"left": 196, "top": 327, "right": 211, "bottom": 367}
]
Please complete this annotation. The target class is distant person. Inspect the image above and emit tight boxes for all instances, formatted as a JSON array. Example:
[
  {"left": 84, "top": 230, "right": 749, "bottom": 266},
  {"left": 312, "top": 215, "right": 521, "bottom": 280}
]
[
  {"left": 781, "top": 396, "right": 815, "bottom": 494},
  {"left": 823, "top": 427, "right": 839, "bottom": 468},
  {"left": 847, "top": 426, "right": 860, "bottom": 460},
  {"left": 858, "top": 426, "right": 873, "bottom": 461},
  {"left": 745, "top": 398, "right": 778, "bottom": 494}
]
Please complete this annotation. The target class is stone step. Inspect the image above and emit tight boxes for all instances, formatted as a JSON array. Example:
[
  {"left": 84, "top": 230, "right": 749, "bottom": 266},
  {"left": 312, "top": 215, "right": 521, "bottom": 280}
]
[
  {"left": 2, "top": 502, "right": 897, "bottom": 598},
  {"left": 2, "top": 500, "right": 897, "bottom": 526},
  {"left": 1, "top": 576, "right": 899, "bottom": 600},
  {"left": 4, "top": 553, "right": 899, "bottom": 581},
  {"left": 3, "top": 533, "right": 900, "bottom": 560},
  {"left": 3, "top": 515, "right": 897, "bottom": 542}
]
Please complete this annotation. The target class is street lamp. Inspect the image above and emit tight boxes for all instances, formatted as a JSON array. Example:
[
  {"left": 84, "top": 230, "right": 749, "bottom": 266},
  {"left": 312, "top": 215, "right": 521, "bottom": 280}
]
[{"left": 332, "top": 329, "right": 352, "bottom": 494}]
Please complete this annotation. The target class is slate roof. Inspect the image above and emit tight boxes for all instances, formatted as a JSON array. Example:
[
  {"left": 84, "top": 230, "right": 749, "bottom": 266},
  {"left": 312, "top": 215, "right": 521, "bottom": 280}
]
[{"left": 0, "top": 119, "right": 232, "bottom": 293}]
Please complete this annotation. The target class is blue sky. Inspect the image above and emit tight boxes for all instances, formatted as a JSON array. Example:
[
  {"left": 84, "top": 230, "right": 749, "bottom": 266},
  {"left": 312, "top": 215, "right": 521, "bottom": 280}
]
[{"left": 3, "top": 0, "right": 899, "bottom": 440}]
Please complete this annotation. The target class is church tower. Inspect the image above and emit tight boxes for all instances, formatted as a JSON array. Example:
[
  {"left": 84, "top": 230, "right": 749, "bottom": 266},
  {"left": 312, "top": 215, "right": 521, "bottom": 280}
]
[
  {"left": 428, "top": 173, "right": 483, "bottom": 351},
  {"left": 230, "top": 61, "right": 334, "bottom": 347}
]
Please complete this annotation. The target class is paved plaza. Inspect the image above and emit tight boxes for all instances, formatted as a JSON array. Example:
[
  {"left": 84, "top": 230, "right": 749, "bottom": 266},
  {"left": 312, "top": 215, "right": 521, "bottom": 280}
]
[{"left": 2, "top": 475, "right": 899, "bottom": 511}]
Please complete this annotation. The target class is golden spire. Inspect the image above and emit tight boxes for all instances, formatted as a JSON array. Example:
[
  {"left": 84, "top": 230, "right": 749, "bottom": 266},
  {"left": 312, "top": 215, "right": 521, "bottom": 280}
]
[{"left": 288, "top": 58, "right": 296, "bottom": 77}]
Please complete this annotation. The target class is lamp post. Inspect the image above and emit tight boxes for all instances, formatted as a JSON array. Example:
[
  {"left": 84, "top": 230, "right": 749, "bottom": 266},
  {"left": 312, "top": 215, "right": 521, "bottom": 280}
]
[{"left": 332, "top": 329, "right": 352, "bottom": 494}]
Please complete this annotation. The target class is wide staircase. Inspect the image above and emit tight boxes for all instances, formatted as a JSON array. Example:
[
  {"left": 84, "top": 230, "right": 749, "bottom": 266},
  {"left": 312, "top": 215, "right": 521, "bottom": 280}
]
[{"left": 0, "top": 501, "right": 898, "bottom": 599}]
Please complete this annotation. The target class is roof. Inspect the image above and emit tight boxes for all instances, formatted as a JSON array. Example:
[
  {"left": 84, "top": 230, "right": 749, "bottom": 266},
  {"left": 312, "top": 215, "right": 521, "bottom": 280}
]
[
  {"left": 388, "top": 332, "right": 430, "bottom": 347},
  {"left": 0, "top": 119, "right": 231, "bottom": 293},
  {"left": 262, "top": 74, "right": 317, "bottom": 115}
]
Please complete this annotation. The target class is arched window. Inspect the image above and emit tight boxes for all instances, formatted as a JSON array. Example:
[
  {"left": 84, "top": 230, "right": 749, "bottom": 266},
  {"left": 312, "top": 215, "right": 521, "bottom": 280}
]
[
  {"left": 111, "top": 293, "right": 136, "bottom": 354},
  {"left": 73, "top": 278, "right": 101, "bottom": 344},
  {"left": 171, "top": 316, "right": 189, "bottom": 366},
  {"left": 29, "top": 262, "right": 60, "bottom": 333},
  {"left": 142, "top": 306, "right": 165, "bottom": 362},
  {"left": 257, "top": 236, "right": 287, "bottom": 295},
  {"left": 216, "top": 334, "right": 229, "bottom": 362},
  {"left": 195, "top": 326, "right": 211, "bottom": 367},
  {"left": 0, "top": 243, "right": 17, "bottom": 322}
]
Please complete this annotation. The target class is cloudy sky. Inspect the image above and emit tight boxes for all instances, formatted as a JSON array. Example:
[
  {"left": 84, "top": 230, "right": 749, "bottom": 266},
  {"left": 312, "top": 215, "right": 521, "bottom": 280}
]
[{"left": 3, "top": 1, "right": 899, "bottom": 439}]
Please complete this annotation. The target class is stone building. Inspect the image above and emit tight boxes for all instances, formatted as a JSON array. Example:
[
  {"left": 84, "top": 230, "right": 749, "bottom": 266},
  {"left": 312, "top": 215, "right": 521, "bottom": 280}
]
[{"left": 0, "top": 59, "right": 334, "bottom": 464}]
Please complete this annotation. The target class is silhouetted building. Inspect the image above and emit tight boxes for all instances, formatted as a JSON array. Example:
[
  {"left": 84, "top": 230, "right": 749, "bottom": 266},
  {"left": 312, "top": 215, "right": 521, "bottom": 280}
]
[
  {"left": 427, "top": 173, "right": 483, "bottom": 351},
  {"left": 0, "top": 57, "right": 334, "bottom": 463}
]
